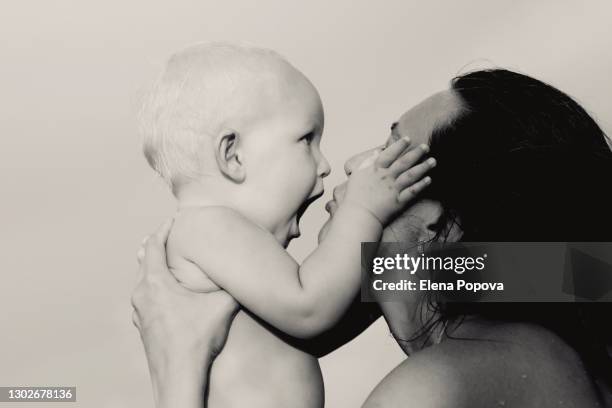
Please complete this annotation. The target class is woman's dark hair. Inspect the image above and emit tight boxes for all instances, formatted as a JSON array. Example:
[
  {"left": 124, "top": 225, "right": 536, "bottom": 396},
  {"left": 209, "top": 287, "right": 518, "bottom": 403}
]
[{"left": 419, "top": 69, "right": 612, "bottom": 386}]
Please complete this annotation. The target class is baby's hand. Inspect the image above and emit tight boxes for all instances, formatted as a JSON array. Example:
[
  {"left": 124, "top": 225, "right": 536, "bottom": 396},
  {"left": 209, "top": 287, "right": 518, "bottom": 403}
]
[{"left": 344, "top": 137, "right": 435, "bottom": 225}]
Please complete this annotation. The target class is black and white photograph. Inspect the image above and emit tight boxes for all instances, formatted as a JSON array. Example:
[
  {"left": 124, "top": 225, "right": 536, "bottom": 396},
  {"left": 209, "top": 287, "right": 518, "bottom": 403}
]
[{"left": 2, "top": 1, "right": 612, "bottom": 407}]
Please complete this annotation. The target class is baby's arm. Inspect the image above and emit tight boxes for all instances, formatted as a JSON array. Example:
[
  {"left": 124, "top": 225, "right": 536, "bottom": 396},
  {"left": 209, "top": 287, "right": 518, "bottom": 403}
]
[{"left": 175, "top": 138, "right": 434, "bottom": 338}]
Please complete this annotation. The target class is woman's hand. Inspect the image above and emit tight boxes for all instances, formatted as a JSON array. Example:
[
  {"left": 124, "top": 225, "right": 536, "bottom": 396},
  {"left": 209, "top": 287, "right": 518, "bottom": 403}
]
[{"left": 131, "top": 219, "right": 239, "bottom": 408}]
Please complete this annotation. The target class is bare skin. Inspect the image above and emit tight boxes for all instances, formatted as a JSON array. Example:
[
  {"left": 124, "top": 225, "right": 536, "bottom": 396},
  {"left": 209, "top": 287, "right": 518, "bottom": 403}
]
[
  {"left": 132, "top": 219, "right": 239, "bottom": 408},
  {"left": 363, "top": 321, "right": 607, "bottom": 408},
  {"left": 134, "top": 90, "right": 611, "bottom": 408},
  {"left": 348, "top": 90, "right": 611, "bottom": 408}
]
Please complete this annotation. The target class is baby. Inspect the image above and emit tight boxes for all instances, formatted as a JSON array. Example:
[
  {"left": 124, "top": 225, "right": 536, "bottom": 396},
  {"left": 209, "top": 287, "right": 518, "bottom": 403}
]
[{"left": 140, "top": 42, "right": 434, "bottom": 408}]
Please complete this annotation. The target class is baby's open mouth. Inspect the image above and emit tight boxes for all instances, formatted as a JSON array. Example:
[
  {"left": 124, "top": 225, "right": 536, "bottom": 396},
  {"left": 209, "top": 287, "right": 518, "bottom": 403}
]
[
  {"left": 298, "top": 191, "right": 324, "bottom": 221},
  {"left": 289, "top": 190, "right": 325, "bottom": 240}
]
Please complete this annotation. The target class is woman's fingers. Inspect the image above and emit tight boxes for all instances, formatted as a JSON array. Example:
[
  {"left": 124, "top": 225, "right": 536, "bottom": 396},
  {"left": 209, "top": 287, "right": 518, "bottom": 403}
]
[
  {"left": 132, "top": 309, "right": 141, "bottom": 329},
  {"left": 395, "top": 157, "right": 436, "bottom": 190},
  {"left": 136, "top": 247, "right": 146, "bottom": 265},
  {"left": 131, "top": 219, "right": 175, "bottom": 329},
  {"left": 142, "top": 218, "right": 175, "bottom": 284},
  {"left": 136, "top": 235, "right": 151, "bottom": 265},
  {"left": 375, "top": 137, "right": 412, "bottom": 168},
  {"left": 388, "top": 144, "right": 431, "bottom": 177},
  {"left": 398, "top": 176, "right": 432, "bottom": 203},
  {"left": 154, "top": 217, "right": 174, "bottom": 243}
]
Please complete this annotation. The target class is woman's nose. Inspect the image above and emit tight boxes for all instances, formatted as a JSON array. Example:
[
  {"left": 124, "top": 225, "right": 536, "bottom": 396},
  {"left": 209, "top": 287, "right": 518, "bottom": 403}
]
[{"left": 344, "top": 148, "right": 379, "bottom": 176}]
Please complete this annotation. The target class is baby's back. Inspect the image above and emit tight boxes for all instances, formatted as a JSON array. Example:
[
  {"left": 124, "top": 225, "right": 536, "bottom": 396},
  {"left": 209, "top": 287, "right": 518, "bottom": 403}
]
[{"left": 166, "top": 211, "right": 324, "bottom": 408}]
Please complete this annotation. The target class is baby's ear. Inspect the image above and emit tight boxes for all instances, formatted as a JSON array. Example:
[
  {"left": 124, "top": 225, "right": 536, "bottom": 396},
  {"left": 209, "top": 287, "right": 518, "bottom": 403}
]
[{"left": 214, "top": 131, "right": 246, "bottom": 183}]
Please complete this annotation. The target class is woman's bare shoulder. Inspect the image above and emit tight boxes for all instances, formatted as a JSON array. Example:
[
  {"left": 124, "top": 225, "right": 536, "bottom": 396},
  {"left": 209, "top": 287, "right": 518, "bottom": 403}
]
[
  {"left": 363, "top": 322, "right": 603, "bottom": 408},
  {"left": 362, "top": 346, "right": 468, "bottom": 408}
]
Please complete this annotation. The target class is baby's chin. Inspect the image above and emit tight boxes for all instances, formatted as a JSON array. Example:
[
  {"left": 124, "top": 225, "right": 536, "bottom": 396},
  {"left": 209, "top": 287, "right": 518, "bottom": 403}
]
[
  {"left": 282, "top": 217, "right": 301, "bottom": 248},
  {"left": 283, "top": 190, "right": 325, "bottom": 246}
]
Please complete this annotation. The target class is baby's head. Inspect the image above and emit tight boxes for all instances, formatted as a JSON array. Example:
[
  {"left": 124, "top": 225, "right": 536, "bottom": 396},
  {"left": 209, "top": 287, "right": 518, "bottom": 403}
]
[{"left": 140, "top": 42, "right": 330, "bottom": 245}]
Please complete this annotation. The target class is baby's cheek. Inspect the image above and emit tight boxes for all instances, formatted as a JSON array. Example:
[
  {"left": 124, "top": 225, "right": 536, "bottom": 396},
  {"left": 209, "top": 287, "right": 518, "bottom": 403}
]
[{"left": 302, "top": 152, "right": 321, "bottom": 186}]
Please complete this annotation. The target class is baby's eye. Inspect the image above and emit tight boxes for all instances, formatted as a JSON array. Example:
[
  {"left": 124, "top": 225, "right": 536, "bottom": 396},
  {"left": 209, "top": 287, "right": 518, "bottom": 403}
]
[{"left": 299, "top": 132, "right": 315, "bottom": 145}]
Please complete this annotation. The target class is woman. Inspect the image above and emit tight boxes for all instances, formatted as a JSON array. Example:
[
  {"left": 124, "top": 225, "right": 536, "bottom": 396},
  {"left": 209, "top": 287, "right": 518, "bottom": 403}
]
[{"left": 133, "top": 69, "right": 612, "bottom": 407}]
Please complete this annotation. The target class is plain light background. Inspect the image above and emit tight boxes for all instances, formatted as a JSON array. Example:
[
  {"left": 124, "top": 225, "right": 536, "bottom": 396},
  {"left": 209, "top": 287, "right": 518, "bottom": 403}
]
[{"left": 1, "top": 1, "right": 611, "bottom": 407}]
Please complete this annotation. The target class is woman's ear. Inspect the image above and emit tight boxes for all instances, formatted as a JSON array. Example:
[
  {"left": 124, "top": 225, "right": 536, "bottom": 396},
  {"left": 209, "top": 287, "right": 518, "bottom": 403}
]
[
  {"left": 214, "top": 131, "right": 246, "bottom": 183},
  {"left": 423, "top": 201, "right": 462, "bottom": 243},
  {"left": 409, "top": 199, "right": 462, "bottom": 243}
]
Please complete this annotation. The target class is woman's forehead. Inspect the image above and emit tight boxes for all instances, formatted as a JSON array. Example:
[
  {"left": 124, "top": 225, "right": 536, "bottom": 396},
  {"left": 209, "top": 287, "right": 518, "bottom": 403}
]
[{"left": 388, "top": 89, "right": 463, "bottom": 146}]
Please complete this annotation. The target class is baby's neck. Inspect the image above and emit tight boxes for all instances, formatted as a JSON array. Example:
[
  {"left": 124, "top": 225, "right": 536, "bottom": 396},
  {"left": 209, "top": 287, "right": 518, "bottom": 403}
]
[
  {"left": 175, "top": 180, "right": 281, "bottom": 243},
  {"left": 175, "top": 180, "right": 238, "bottom": 210}
]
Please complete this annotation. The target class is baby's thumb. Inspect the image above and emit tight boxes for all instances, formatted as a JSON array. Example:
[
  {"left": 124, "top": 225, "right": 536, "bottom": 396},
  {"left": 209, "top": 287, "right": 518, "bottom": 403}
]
[{"left": 358, "top": 148, "right": 382, "bottom": 170}]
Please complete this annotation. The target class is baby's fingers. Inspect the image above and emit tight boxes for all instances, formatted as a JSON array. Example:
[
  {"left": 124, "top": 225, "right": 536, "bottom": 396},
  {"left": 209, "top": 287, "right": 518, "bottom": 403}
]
[
  {"left": 376, "top": 137, "right": 412, "bottom": 168},
  {"left": 395, "top": 158, "right": 436, "bottom": 190},
  {"left": 388, "top": 144, "right": 430, "bottom": 177},
  {"left": 398, "top": 176, "right": 432, "bottom": 203}
]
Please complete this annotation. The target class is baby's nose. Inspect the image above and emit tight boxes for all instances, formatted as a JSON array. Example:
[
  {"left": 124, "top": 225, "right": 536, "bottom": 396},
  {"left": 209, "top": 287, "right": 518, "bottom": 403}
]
[{"left": 319, "top": 156, "right": 331, "bottom": 178}]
